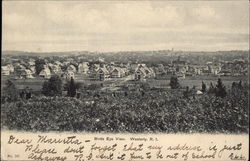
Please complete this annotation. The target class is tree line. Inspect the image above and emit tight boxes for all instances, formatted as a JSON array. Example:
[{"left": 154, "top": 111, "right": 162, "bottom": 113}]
[
  {"left": 169, "top": 76, "right": 244, "bottom": 99},
  {"left": 41, "top": 75, "right": 80, "bottom": 97},
  {"left": 2, "top": 75, "right": 246, "bottom": 103},
  {"left": 1, "top": 76, "right": 80, "bottom": 103}
]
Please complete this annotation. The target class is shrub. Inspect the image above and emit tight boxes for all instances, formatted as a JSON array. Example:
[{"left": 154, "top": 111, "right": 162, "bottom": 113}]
[
  {"left": 1, "top": 80, "right": 19, "bottom": 102},
  {"left": 1, "top": 87, "right": 248, "bottom": 133},
  {"left": 201, "top": 81, "right": 206, "bottom": 93},
  {"left": 169, "top": 76, "right": 180, "bottom": 89},
  {"left": 215, "top": 78, "right": 227, "bottom": 98},
  {"left": 42, "top": 75, "right": 63, "bottom": 96}
]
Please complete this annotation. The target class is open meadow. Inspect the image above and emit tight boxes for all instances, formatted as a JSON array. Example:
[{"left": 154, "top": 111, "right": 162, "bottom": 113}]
[
  {"left": 146, "top": 75, "right": 247, "bottom": 89},
  {"left": 2, "top": 75, "right": 248, "bottom": 92}
]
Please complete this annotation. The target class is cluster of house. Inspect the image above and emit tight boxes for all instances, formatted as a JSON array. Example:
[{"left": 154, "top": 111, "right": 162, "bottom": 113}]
[
  {"left": 87, "top": 63, "right": 155, "bottom": 81},
  {"left": 153, "top": 57, "right": 248, "bottom": 78},
  {"left": 1, "top": 58, "right": 155, "bottom": 81},
  {"left": 1, "top": 62, "right": 35, "bottom": 79},
  {"left": 1, "top": 57, "right": 248, "bottom": 81},
  {"left": 87, "top": 63, "right": 128, "bottom": 80},
  {"left": 1, "top": 64, "right": 15, "bottom": 76},
  {"left": 134, "top": 64, "right": 155, "bottom": 80}
]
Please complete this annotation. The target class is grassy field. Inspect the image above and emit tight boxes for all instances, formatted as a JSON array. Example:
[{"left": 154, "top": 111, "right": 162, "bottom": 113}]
[
  {"left": 1, "top": 75, "right": 248, "bottom": 92},
  {"left": 1, "top": 76, "right": 46, "bottom": 91},
  {"left": 147, "top": 75, "right": 248, "bottom": 89},
  {"left": 1, "top": 74, "right": 125, "bottom": 92}
]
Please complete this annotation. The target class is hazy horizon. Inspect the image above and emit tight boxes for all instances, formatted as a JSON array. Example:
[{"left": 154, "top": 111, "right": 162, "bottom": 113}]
[
  {"left": 3, "top": 1, "right": 249, "bottom": 52},
  {"left": 2, "top": 49, "right": 249, "bottom": 55}
]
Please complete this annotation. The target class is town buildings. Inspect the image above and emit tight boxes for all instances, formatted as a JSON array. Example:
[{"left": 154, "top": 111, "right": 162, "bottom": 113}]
[{"left": 1, "top": 54, "right": 248, "bottom": 82}]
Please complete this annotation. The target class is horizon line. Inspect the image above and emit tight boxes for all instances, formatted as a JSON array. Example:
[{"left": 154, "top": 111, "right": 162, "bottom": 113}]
[{"left": 2, "top": 49, "right": 249, "bottom": 54}]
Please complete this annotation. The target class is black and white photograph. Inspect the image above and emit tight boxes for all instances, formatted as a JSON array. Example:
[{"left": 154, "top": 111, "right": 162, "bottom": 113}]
[{"left": 1, "top": 1, "right": 249, "bottom": 135}]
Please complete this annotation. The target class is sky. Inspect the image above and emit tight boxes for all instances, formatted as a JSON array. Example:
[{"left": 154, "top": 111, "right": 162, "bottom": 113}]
[{"left": 2, "top": 1, "right": 249, "bottom": 52}]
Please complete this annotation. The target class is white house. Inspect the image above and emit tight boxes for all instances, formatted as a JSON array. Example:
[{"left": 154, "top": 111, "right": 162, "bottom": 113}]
[
  {"left": 135, "top": 68, "right": 147, "bottom": 80},
  {"left": 93, "top": 64, "right": 100, "bottom": 70},
  {"left": 67, "top": 65, "right": 77, "bottom": 73},
  {"left": 20, "top": 69, "right": 34, "bottom": 79},
  {"left": 39, "top": 68, "right": 51, "bottom": 78},
  {"left": 106, "top": 65, "right": 114, "bottom": 73},
  {"left": 147, "top": 67, "right": 155, "bottom": 77},
  {"left": 209, "top": 65, "right": 221, "bottom": 75},
  {"left": 110, "top": 67, "right": 126, "bottom": 78},
  {"left": 29, "top": 66, "right": 36, "bottom": 74},
  {"left": 51, "top": 64, "right": 61, "bottom": 74},
  {"left": 42, "top": 64, "right": 49, "bottom": 69},
  {"left": 134, "top": 66, "right": 155, "bottom": 80},
  {"left": 78, "top": 62, "right": 89, "bottom": 74},
  {"left": 193, "top": 66, "right": 202, "bottom": 75},
  {"left": 8, "top": 64, "right": 14, "bottom": 73},
  {"left": 1, "top": 66, "right": 11, "bottom": 75},
  {"left": 97, "top": 67, "right": 109, "bottom": 81}
]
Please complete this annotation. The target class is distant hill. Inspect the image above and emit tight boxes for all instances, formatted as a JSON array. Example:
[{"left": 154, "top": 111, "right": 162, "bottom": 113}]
[
  {"left": 2, "top": 50, "right": 91, "bottom": 57},
  {"left": 1, "top": 49, "right": 249, "bottom": 65},
  {"left": 2, "top": 50, "right": 249, "bottom": 65}
]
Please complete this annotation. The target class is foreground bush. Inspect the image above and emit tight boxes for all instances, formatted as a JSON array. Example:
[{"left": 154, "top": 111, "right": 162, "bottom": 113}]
[{"left": 1, "top": 89, "right": 248, "bottom": 133}]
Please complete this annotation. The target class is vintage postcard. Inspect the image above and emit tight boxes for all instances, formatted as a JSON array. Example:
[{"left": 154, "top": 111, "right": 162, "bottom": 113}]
[{"left": 1, "top": 1, "right": 249, "bottom": 161}]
